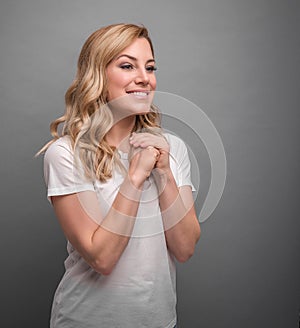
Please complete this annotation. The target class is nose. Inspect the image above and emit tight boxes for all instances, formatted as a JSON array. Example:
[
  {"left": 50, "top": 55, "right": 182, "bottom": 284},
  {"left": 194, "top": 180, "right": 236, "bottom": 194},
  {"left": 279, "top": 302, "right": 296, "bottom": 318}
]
[{"left": 134, "top": 68, "right": 150, "bottom": 85}]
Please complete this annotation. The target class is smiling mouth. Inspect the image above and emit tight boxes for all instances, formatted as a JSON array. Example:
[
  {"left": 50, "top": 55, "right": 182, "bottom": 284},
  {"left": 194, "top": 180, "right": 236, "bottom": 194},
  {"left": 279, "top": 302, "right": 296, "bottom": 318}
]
[{"left": 126, "top": 91, "right": 150, "bottom": 97}]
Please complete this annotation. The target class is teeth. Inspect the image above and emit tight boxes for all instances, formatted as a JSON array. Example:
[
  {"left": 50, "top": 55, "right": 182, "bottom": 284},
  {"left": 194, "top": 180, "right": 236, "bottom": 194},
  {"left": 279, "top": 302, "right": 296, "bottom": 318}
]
[{"left": 129, "top": 91, "right": 148, "bottom": 96}]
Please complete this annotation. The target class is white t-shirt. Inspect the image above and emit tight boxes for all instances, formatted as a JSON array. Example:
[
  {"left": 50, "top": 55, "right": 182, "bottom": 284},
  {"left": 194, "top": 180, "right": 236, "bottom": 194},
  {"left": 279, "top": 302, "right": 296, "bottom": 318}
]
[{"left": 44, "top": 132, "right": 195, "bottom": 328}]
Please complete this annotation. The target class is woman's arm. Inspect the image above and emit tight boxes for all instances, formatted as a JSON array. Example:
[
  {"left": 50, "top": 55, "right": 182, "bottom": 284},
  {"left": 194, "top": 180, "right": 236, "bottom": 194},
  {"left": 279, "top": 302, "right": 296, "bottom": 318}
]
[
  {"left": 51, "top": 146, "right": 160, "bottom": 275},
  {"left": 153, "top": 169, "right": 200, "bottom": 262},
  {"left": 129, "top": 132, "right": 201, "bottom": 262}
]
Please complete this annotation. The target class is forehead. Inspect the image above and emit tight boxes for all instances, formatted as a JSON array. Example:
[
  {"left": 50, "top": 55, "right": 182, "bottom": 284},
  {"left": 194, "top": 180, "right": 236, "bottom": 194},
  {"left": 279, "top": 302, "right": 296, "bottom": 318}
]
[{"left": 117, "top": 38, "right": 154, "bottom": 58}]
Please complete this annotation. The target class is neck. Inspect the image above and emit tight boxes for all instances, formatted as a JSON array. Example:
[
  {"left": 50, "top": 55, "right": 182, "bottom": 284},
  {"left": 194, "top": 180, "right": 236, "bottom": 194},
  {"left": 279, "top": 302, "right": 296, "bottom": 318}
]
[{"left": 106, "top": 115, "right": 136, "bottom": 150}]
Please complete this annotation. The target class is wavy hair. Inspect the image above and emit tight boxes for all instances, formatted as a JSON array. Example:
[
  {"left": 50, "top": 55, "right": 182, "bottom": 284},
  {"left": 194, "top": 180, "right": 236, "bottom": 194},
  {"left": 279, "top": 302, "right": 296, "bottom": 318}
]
[{"left": 38, "top": 23, "right": 161, "bottom": 182}]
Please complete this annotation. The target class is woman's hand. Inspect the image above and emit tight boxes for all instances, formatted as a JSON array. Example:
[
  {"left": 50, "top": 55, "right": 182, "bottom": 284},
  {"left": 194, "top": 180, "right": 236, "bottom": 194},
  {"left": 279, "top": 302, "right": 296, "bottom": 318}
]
[
  {"left": 128, "top": 145, "right": 160, "bottom": 188},
  {"left": 129, "top": 132, "right": 170, "bottom": 172},
  {"left": 129, "top": 132, "right": 200, "bottom": 262}
]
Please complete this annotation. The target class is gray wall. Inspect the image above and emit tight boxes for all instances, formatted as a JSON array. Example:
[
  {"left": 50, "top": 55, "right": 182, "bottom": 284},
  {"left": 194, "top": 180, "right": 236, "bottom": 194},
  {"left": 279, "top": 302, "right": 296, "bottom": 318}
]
[{"left": 1, "top": 0, "right": 299, "bottom": 327}]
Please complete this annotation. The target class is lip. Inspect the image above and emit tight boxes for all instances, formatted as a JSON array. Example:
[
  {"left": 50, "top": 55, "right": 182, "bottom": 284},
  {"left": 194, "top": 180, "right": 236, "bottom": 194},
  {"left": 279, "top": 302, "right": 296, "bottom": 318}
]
[
  {"left": 126, "top": 89, "right": 151, "bottom": 95},
  {"left": 125, "top": 90, "right": 152, "bottom": 100}
]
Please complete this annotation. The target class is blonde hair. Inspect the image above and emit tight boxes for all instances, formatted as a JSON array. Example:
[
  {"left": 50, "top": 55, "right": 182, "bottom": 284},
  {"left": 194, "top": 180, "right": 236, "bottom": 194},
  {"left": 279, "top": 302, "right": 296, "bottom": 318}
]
[{"left": 38, "top": 23, "right": 161, "bottom": 182}]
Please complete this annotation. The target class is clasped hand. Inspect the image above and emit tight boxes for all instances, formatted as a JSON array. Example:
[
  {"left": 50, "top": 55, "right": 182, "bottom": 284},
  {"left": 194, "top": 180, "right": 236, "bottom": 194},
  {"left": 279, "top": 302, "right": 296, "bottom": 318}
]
[{"left": 129, "top": 132, "right": 170, "bottom": 172}]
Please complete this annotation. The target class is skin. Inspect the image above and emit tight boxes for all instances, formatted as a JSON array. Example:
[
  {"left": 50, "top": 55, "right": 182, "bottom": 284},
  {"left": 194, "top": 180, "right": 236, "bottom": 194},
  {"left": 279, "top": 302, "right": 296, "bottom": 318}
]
[
  {"left": 129, "top": 132, "right": 201, "bottom": 262},
  {"left": 105, "top": 37, "right": 157, "bottom": 148},
  {"left": 51, "top": 37, "right": 200, "bottom": 275}
]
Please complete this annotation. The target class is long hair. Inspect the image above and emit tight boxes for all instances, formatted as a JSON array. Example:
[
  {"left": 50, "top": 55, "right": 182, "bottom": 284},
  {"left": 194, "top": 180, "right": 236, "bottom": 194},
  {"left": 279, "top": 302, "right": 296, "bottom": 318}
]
[{"left": 38, "top": 23, "right": 161, "bottom": 182}]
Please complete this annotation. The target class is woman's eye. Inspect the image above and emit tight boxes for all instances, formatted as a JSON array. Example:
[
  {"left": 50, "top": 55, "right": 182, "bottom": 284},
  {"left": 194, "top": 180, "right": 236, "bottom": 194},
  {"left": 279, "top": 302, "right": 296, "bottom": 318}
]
[
  {"left": 146, "top": 66, "right": 157, "bottom": 72},
  {"left": 120, "top": 64, "right": 133, "bottom": 70}
]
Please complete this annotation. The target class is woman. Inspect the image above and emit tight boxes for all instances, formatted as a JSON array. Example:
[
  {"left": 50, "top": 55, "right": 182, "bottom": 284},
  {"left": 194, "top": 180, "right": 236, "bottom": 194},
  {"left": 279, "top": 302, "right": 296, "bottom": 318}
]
[{"left": 40, "top": 23, "right": 200, "bottom": 328}]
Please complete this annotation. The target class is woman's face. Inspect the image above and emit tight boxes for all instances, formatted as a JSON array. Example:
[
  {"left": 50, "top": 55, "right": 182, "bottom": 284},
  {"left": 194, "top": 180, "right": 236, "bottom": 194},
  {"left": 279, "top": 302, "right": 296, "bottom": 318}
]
[{"left": 106, "top": 37, "right": 157, "bottom": 114}]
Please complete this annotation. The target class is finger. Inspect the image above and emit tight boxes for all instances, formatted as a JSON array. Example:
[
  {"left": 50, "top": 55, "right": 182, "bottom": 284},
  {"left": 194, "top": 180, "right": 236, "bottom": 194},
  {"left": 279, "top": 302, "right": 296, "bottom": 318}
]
[
  {"left": 134, "top": 137, "right": 159, "bottom": 148},
  {"left": 147, "top": 145, "right": 160, "bottom": 153},
  {"left": 130, "top": 134, "right": 168, "bottom": 151},
  {"left": 130, "top": 133, "right": 154, "bottom": 142},
  {"left": 145, "top": 146, "right": 160, "bottom": 159},
  {"left": 131, "top": 140, "right": 153, "bottom": 149}
]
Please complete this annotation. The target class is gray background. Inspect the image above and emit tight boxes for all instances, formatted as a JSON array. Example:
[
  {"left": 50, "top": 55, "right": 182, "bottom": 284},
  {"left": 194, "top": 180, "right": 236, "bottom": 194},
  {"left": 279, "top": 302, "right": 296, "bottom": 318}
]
[{"left": 1, "top": 0, "right": 299, "bottom": 327}]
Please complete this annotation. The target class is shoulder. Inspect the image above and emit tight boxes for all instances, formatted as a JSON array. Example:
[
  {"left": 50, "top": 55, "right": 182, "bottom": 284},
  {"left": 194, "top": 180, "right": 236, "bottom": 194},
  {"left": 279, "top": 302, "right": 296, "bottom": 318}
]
[
  {"left": 45, "top": 135, "right": 73, "bottom": 156},
  {"left": 163, "top": 132, "right": 188, "bottom": 152},
  {"left": 44, "top": 136, "right": 74, "bottom": 164},
  {"left": 46, "top": 135, "right": 72, "bottom": 152}
]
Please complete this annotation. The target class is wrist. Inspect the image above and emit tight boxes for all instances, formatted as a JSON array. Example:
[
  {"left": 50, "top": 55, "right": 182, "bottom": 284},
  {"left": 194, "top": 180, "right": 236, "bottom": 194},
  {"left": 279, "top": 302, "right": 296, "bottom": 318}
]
[
  {"left": 152, "top": 168, "right": 174, "bottom": 193},
  {"left": 154, "top": 167, "right": 173, "bottom": 180},
  {"left": 127, "top": 172, "right": 146, "bottom": 190},
  {"left": 119, "top": 175, "right": 143, "bottom": 202}
]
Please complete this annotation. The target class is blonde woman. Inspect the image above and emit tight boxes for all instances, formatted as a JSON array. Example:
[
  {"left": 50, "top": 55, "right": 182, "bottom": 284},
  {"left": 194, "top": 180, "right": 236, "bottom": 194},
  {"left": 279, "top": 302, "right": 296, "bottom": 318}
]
[{"left": 40, "top": 23, "right": 200, "bottom": 328}]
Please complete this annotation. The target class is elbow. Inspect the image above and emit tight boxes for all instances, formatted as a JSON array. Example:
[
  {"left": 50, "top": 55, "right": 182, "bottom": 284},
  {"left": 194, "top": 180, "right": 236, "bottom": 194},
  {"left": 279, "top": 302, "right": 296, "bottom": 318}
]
[
  {"left": 175, "top": 244, "right": 196, "bottom": 263},
  {"left": 196, "top": 223, "right": 201, "bottom": 243},
  {"left": 176, "top": 251, "right": 193, "bottom": 263},
  {"left": 90, "top": 257, "right": 116, "bottom": 276},
  {"left": 175, "top": 230, "right": 201, "bottom": 263}
]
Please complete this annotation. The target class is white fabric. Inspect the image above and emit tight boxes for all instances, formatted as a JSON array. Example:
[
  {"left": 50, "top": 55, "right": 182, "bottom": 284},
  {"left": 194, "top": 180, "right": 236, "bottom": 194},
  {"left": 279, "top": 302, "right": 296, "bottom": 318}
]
[{"left": 44, "top": 133, "right": 195, "bottom": 328}]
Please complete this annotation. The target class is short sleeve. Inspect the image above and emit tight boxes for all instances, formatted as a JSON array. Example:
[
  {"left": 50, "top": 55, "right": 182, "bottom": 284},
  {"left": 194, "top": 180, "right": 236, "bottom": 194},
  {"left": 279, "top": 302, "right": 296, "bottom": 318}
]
[
  {"left": 165, "top": 133, "right": 196, "bottom": 191},
  {"left": 43, "top": 137, "right": 95, "bottom": 202}
]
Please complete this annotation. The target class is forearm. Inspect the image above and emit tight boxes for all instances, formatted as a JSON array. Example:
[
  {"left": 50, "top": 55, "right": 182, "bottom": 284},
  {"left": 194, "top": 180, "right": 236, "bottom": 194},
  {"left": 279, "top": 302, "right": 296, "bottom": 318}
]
[
  {"left": 80, "top": 175, "right": 143, "bottom": 275},
  {"left": 154, "top": 169, "right": 200, "bottom": 262},
  {"left": 51, "top": 136, "right": 160, "bottom": 276},
  {"left": 59, "top": 146, "right": 160, "bottom": 275}
]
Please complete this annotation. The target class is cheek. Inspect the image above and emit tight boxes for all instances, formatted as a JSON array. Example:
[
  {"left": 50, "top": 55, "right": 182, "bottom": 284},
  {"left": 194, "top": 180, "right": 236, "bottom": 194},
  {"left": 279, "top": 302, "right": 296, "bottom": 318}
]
[
  {"left": 151, "top": 76, "right": 157, "bottom": 90},
  {"left": 106, "top": 73, "right": 130, "bottom": 99}
]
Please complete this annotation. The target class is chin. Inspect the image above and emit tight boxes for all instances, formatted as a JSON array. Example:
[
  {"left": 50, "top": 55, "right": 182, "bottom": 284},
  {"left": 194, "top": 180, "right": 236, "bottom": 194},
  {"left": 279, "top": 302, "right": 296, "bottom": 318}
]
[{"left": 108, "top": 94, "right": 153, "bottom": 118}]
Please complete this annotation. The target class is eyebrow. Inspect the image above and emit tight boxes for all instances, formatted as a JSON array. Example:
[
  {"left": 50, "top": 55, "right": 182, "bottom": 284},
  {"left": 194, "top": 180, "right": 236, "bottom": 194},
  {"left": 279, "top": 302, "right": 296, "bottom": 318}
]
[{"left": 116, "top": 54, "right": 155, "bottom": 64}]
